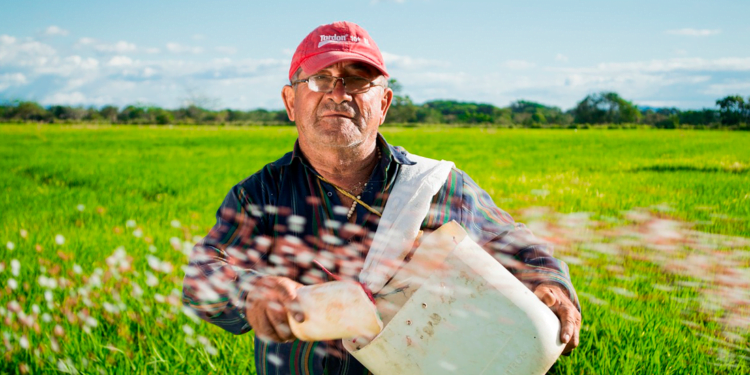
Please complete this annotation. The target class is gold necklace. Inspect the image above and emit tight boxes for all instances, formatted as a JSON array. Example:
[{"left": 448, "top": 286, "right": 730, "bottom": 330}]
[{"left": 316, "top": 147, "right": 382, "bottom": 220}]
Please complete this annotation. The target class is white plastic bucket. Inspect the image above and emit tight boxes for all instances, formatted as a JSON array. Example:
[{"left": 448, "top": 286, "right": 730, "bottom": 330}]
[{"left": 343, "top": 221, "right": 566, "bottom": 374}]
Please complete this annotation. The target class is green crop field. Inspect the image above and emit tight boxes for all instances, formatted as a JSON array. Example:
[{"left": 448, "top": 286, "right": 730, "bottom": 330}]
[{"left": 1, "top": 124, "right": 749, "bottom": 374}]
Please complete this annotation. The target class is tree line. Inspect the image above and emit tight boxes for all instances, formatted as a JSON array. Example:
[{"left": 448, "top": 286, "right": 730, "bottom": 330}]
[{"left": 1, "top": 82, "right": 749, "bottom": 129}]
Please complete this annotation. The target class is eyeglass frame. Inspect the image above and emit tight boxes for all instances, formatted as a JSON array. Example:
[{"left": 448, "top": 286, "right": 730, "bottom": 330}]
[{"left": 290, "top": 74, "right": 387, "bottom": 94}]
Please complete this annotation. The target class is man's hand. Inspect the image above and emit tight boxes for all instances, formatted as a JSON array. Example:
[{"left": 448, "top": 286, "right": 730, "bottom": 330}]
[
  {"left": 534, "top": 283, "right": 581, "bottom": 355},
  {"left": 245, "top": 276, "right": 305, "bottom": 343}
]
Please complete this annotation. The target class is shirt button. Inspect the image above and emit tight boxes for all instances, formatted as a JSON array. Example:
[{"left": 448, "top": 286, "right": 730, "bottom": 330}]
[{"left": 327, "top": 192, "right": 333, "bottom": 197}]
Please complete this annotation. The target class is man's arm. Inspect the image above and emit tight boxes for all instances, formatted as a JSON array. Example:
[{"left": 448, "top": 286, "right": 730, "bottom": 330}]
[
  {"left": 182, "top": 183, "right": 307, "bottom": 341},
  {"left": 182, "top": 184, "right": 266, "bottom": 335}
]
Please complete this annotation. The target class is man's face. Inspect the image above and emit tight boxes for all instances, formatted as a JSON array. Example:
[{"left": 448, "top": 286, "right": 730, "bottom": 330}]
[{"left": 282, "top": 61, "right": 393, "bottom": 150}]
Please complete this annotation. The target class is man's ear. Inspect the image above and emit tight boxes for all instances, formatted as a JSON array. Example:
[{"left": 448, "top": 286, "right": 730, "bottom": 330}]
[
  {"left": 281, "top": 85, "right": 296, "bottom": 122},
  {"left": 379, "top": 87, "right": 394, "bottom": 125}
]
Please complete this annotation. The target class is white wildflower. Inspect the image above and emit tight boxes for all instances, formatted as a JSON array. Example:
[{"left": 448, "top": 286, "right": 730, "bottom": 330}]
[
  {"left": 145, "top": 271, "right": 158, "bottom": 287},
  {"left": 19, "top": 335, "right": 29, "bottom": 350},
  {"left": 76, "top": 204, "right": 85, "bottom": 212},
  {"left": 73, "top": 264, "right": 82, "bottom": 274},
  {"left": 19, "top": 229, "right": 28, "bottom": 238},
  {"left": 132, "top": 283, "right": 143, "bottom": 297},
  {"left": 133, "top": 228, "right": 143, "bottom": 238},
  {"left": 8, "top": 278, "right": 18, "bottom": 290},
  {"left": 55, "top": 234, "right": 65, "bottom": 245},
  {"left": 126, "top": 219, "right": 136, "bottom": 228},
  {"left": 32, "top": 304, "right": 40, "bottom": 314},
  {"left": 182, "top": 324, "right": 194, "bottom": 336},
  {"left": 42, "top": 313, "right": 52, "bottom": 323},
  {"left": 6, "top": 242, "right": 14, "bottom": 251},
  {"left": 85, "top": 316, "right": 98, "bottom": 328},
  {"left": 171, "top": 220, "right": 181, "bottom": 228},
  {"left": 11, "top": 259, "right": 20, "bottom": 276},
  {"left": 103, "top": 302, "right": 118, "bottom": 314}
]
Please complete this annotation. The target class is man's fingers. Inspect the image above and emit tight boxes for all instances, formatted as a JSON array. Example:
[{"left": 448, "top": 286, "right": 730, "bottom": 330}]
[
  {"left": 558, "top": 304, "right": 582, "bottom": 354},
  {"left": 286, "top": 298, "right": 305, "bottom": 323},
  {"left": 265, "top": 303, "right": 295, "bottom": 342},
  {"left": 534, "top": 285, "right": 558, "bottom": 308},
  {"left": 251, "top": 308, "right": 283, "bottom": 343},
  {"left": 533, "top": 283, "right": 582, "bottom": 355}
]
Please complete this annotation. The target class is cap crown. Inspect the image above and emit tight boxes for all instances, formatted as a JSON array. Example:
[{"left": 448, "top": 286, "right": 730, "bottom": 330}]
[{"left": 289, "top": 21, "right": 388, "bottom": 81}]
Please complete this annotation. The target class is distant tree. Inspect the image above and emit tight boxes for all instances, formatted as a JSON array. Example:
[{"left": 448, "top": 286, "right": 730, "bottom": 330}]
[
  {"left": 678, "top": 109, "right": 718, "bottom": 126},
  {"left": 12, "top": 101, "right": 49, "bottom": 122},
  {"left": 573, "top": 92, "right": 641, "bottom": 124},
  {"left": 118, "top": 105, "right": 148, "bottom": 123},
  {"left": 99, "top": 105, "right": 119, "bottom": 123},
  {"left": 49, "top": 105, "right": 86, "bottom": 122},
  {"left": 531, "top": 110, "right": 547, "bottom": 124},
  {"left": 384, "top": 78, "right": 418, "bottom": 123},
  {"left": 716, "top": 95, "right": 746, "bottom": 125},
  {"left": 388, "top": 78, "right": 403, "bottom": 96},
  {"left": 83, "top": 107, "right": 101, "bottom": 121},
  {"left": 150, "top": 108, "right": 174, "bottom": 125}
]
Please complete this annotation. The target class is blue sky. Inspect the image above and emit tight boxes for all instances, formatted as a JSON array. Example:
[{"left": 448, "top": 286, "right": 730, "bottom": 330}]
[{"left": 1, "top": 0, "right": 749, "bottom": 110}]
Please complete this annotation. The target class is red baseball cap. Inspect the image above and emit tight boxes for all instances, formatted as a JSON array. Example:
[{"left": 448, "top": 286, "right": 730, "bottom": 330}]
[{"left": 289, "top": 21, "right": 389, "bottom": 81}]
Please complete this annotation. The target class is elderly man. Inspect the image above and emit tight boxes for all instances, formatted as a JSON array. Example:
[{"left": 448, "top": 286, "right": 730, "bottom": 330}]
[{"left": 183, "top": 21, "right": 581, "bottom": 374}]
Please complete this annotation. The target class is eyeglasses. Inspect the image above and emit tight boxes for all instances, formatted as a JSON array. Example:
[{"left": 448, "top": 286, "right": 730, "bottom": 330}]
[{"left": 291, "top": 75, "right": 384, "bottom": 94}]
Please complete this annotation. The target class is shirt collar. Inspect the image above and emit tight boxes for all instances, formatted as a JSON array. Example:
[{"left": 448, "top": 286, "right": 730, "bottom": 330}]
[{"left": 278, "top": 133, "right": 417, "bottom": 168}]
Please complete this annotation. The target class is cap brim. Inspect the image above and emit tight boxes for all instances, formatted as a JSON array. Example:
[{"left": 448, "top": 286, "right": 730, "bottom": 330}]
[{"left": 300, "top": 51, "right": 389, "bottom": 78}]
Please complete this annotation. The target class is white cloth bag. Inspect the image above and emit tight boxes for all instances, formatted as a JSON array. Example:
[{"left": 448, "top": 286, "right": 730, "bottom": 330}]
[{"left": 358, "top": 153, "right": 454, "bottom": 294}]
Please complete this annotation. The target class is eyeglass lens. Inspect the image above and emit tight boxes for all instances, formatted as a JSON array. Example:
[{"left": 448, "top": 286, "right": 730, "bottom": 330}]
[{"left": 309, "top": 76, "right": 371, "bottom": 94}]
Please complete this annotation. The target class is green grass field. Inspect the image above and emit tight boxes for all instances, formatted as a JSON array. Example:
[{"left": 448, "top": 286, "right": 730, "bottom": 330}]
[{"left": 1, "top": 124, "right": 749, "bottom": 374}]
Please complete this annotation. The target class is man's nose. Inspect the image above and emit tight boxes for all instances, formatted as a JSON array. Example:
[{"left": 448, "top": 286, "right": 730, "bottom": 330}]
[{"left": 327, "top": 78, "right": 352, "bottom": 104}]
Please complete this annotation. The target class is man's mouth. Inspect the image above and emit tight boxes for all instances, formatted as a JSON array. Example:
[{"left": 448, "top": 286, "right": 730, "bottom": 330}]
[{"left": 320, "top": 112, "right": 354, "bottom": 119}]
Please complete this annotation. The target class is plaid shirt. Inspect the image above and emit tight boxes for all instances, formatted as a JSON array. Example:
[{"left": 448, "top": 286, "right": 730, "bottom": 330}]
[{"left": 182, "top": 134, "right": 579, "bottom": 375}]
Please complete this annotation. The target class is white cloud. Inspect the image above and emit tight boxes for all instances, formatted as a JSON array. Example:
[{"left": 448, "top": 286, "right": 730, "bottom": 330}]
[
  {"left": 77, "top": 37, "right": 96, "bottom": 45},
  {"left": 666, "top": 28, "right": 721, "bottom": 37},
  {"left": 144, "top": 47, "right": 160, "bottom": 54},
  {"left": 44, "top": 26, "right": 70, "bottom": 37},
  {"left": 504, "top": 60, "right": 536, "bottom": 70},
  {"left": 42, "top": 91, "right": 88, "bottom": 105},
  {"left": 107, "top": 55, "right": 134, "bottom": 67},
  {"left": 557, "top": 57, "right": 750, "bottom": 75},
  {"left": 381, "top": 52, "right": 449, "bottom": 70},
  {"left": 0, "top": 35, "right": 16, "bottom": 44},
  {"left": 33, "top": 55, "right": 99, "bottom": 77},
  {"left": 0, "top": 35, "right": 56, "bottom": 66},
  {"left": 166, "top": 43, "right": 204, "bottom": 54},
  {"left": 215, "top": 46, "right": 238, "bottom": 55},
  {"left": 94, "top": 41, "right": 137, "bottom": 54},
  {"left": 703, "top": 81, "right": 750, "bottom": 96},
  {"left": 0, "top": 73, "right": 27, "bottom": 91},
  {"left": 555, "top": 53, "right": 568, "bottom": 62}
]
